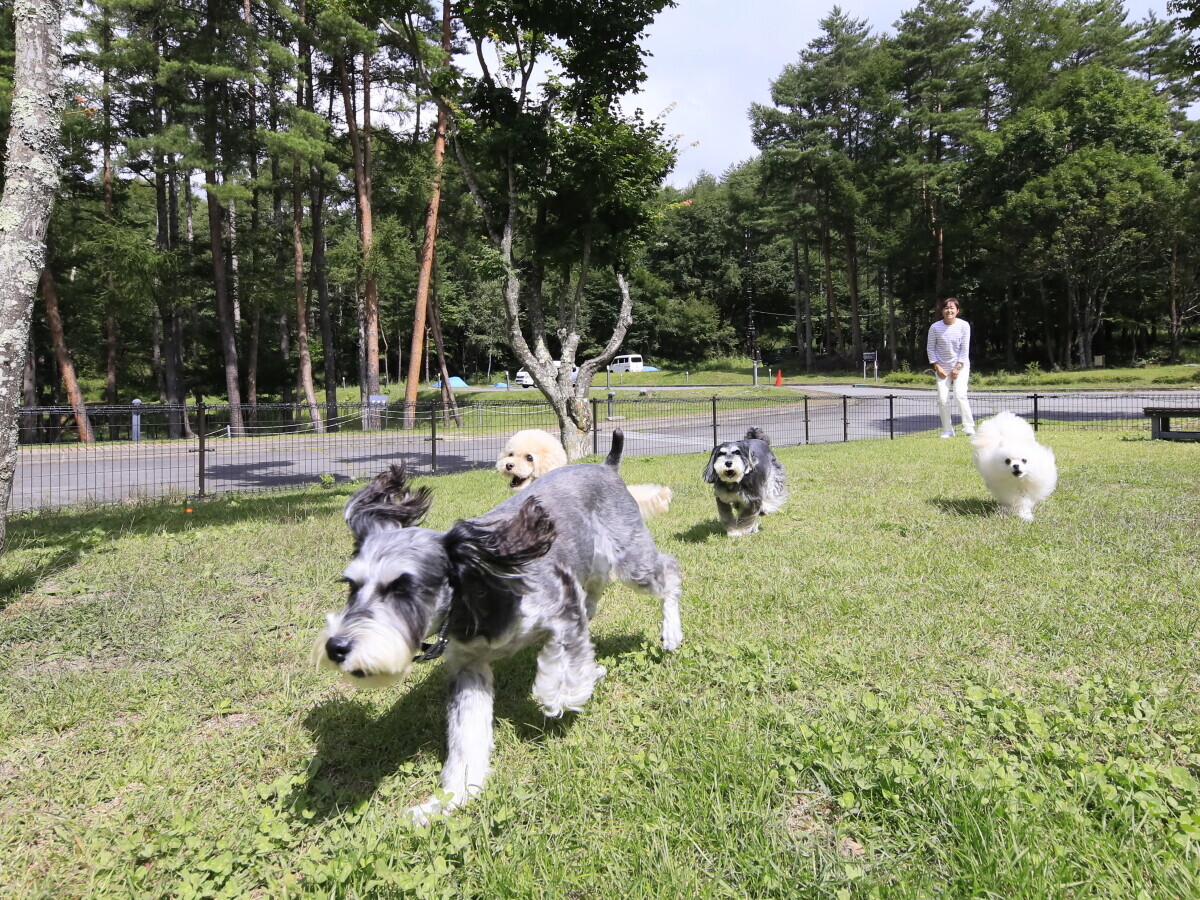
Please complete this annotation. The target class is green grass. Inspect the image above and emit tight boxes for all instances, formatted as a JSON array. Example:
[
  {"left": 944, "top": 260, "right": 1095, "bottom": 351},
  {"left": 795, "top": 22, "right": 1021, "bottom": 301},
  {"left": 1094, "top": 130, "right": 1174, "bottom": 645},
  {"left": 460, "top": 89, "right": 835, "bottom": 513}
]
[
  {"left": 882, "top": 363, "right": 1200, "bottom": 391},
  {"left": 2, "top": 431, "right": 1198, "bottom": 898}
]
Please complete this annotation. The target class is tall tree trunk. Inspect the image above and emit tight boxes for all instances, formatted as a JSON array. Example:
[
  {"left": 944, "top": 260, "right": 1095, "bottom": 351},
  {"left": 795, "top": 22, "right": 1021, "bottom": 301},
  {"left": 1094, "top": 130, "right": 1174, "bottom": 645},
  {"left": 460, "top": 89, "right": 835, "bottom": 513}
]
[
  {"left": 1037, "top": 278, "right": 1056, "bottom": 369},
  {"left": 404, "top": 0, "right": 451, "bottom": 428},
  {"left": 292, "top": 156, "right": 323, "bottom": 432},
  {"left": 155, "top": 131, "right": 190, "bottom": 438},
  {"left": 39, "top": 268, "right": 93, "bottom": 443},
  {"left": 100, "top": 7, "right": 119, "bottom": 405},
  {"left": 1168, "top": 244, "right": 1182, "bottom": 364},
  {"left": 0, "top": 0, "right": 64, "bottom": 545},
  {"left": 338, "top": 52, "right": 381, "bottom": 416},
  {"left": 885, "top": 267, "right": 898, "bottom": 370},
  {"left": 204, "top": 162, "right": 244, "bottom": 432},
  {"left": 819, "top": 224, "right": 844, "bottom": 355},
  {"left": 308, "top": 46, "right": 338, "bottom": 425},
  {"left": 791, "top": 238, "right": 814, "bottom": 374},
  {"left": 1004, "top": 283, "right": 1016, "bottom": 369},
  {"left": 201, "top": 20, "right": 244, "bottom": 433},
  {"left": 844, "top": 226, "right": 863, "bottom": 361},
  {"left": 104, "top": 306, "right": 118, "bottom": 403},
  {"left": 428, "top": 267, "right": 461, "bottom": 426},
  {"left": 247, "top": 308, "right": 260, "bottom": 408}
]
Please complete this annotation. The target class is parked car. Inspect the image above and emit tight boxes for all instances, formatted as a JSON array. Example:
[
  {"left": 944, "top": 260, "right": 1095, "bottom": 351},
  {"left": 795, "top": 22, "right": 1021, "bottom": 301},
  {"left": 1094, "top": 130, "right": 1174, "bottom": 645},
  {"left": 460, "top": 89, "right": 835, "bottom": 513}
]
[
  {"left": 515, "top": 363, "right": 579, "bottom": 387},
  {"left": 609, "top": 354, "right": 644, "bottom": 373}
]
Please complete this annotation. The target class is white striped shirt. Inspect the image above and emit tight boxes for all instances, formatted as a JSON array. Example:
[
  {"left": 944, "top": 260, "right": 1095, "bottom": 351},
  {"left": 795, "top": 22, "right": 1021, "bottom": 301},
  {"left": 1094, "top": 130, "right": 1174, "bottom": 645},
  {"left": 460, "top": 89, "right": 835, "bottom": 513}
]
[{"left": 927, "top": 319, "right": 971, "bottom": 368}]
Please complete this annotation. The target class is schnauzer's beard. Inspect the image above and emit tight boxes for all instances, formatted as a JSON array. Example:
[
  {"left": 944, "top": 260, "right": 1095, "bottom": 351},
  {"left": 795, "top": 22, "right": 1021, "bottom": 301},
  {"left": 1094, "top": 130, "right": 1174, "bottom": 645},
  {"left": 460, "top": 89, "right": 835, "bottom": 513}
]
[{"left": 311, "top": 607, "right": 418, "bottom": 689}]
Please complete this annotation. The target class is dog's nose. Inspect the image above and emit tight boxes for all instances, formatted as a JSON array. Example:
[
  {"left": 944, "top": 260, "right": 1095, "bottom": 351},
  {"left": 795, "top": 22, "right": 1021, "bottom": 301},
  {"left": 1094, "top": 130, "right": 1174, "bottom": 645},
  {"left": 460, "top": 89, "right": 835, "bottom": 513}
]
[
  {"left": 505, "top": 462, "right": 514, "bottom": 471},
  {"left": 325, "top": 635, "right": 352, "bottom": 663}
]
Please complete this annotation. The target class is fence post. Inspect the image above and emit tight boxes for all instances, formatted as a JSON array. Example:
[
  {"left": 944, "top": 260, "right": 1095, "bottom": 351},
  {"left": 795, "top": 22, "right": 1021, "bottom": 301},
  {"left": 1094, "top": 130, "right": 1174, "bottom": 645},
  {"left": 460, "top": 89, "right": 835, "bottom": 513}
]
[
  {"left": 131, "top": 398, "right": 142, "bottom": 442},
  {"left": 711, "top": 396, "right": 719, "bottom": 447},
  {"left": 591, "top": 398, "right": 599, "bottom": 456},
  {"left": 843, "top": 396, "right": 849, "bottom": 442},
  {"left": 1031, "top": 393, "right": 1040, "bottom": 431},
  {"left": 430, "top": 401, "right": 438, "bottom": 473},
  {"left": 196, "top": 402, "right": 207, "bottom": 497},
  {"left": 888, "top": 394, "right": 895, "bottom": 440},
  {"left": 804, "top": 395, "right": 809, "bottom": 444}
]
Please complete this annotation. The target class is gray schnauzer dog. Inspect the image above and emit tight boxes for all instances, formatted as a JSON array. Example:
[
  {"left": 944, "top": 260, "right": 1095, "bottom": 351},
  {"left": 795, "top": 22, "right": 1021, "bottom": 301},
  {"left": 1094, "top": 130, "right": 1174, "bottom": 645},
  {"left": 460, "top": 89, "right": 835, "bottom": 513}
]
[
  {"left": 313, "top": 430, "right": 684, "bottom": 823},
  {"left": 702, "top": 427, "right": 787, "bottom": 536}
]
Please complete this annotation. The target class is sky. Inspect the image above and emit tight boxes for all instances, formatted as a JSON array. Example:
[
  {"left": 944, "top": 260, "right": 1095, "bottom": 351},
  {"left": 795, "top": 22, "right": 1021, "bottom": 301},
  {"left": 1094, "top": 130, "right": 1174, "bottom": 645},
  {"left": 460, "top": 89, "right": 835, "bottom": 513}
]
[{"left": 634, "top": 0, "right": 1181, "bottom": 189}]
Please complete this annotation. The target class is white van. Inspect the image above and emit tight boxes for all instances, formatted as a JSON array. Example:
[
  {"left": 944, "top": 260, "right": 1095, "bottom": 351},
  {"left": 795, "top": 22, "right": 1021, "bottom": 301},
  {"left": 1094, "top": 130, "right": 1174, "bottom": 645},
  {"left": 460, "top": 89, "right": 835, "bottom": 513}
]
[
  {"left": 514, "top": 363, "right": 578, "bottom": 387},
  {"left": 609, "top": 354, "right": 644, "bottom": 373}
]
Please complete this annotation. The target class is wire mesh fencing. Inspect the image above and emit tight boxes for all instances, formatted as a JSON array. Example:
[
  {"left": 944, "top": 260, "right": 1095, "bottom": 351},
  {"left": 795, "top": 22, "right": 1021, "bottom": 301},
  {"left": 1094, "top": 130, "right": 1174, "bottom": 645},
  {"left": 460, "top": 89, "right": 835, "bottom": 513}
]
[{"left": 10, "top": 390, "right": 1197, "bottom": 512}]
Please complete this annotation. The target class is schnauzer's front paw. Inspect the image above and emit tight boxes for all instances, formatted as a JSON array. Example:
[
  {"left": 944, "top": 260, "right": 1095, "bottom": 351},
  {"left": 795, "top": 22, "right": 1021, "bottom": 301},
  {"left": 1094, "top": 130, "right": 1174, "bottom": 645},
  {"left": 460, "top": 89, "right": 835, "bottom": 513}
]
[
  {"left": 534, "top": 664, "right": 607, "bottom": 717},
  {"left": 661, "top": 622, "right": 683, "bottom": 651},
  {"left": 405, "top": 790, "right": 459, "bottom": 825}
]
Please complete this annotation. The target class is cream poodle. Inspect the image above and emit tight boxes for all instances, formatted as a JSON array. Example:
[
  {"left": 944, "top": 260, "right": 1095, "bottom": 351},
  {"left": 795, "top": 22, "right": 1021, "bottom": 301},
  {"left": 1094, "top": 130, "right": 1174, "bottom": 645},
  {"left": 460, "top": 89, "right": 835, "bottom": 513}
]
[
  {"left": 496, "top": 429, "right": 673, "bottom": 520},
  {"left": 495, "top": 429, "right": 568, "bottom": 491}
]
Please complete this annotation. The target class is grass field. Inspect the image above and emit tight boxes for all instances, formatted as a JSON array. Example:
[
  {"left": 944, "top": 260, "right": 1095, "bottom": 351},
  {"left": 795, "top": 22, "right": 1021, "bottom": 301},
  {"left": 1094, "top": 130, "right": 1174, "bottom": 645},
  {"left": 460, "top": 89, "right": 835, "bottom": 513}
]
[{"left": 1, "top": 429, "right": 1198, "bottom": 898}]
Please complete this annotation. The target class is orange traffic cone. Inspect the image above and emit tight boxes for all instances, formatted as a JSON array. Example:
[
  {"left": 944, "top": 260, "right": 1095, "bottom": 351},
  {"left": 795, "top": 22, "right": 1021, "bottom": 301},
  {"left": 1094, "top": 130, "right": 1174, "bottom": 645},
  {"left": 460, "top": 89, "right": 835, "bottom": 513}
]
[{"left": 774, "top": 369, "right": 783, "bottom": 387}]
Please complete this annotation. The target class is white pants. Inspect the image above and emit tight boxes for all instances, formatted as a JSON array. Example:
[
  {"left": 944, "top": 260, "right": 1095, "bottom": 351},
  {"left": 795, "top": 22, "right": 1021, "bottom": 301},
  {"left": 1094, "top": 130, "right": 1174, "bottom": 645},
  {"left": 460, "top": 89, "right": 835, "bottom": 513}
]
[{"left": 936, "top": 366, "right": 975, "bottom": 433}]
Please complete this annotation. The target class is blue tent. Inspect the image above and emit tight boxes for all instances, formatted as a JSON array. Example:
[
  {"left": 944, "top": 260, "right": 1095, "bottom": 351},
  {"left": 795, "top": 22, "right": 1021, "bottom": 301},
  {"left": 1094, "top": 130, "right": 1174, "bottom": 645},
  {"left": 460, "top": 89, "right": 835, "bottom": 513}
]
[{"left": 434, "top": 376, "right": 470, "bottom": 388}]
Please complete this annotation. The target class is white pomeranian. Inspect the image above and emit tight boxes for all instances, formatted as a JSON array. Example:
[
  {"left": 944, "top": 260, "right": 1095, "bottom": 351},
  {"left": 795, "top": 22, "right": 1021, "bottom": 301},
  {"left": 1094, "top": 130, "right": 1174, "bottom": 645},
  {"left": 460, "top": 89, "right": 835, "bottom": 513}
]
[{"left": 970, "top": 411, "right": 1057, "bottom": 522}]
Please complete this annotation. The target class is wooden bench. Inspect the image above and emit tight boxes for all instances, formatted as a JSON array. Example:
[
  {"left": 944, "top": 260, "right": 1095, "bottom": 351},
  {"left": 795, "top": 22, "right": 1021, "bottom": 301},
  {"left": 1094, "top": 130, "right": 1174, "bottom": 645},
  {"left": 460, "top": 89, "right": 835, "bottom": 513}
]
[{"left": 1144, "top": 407, "right": 1200, "bottom": 442}]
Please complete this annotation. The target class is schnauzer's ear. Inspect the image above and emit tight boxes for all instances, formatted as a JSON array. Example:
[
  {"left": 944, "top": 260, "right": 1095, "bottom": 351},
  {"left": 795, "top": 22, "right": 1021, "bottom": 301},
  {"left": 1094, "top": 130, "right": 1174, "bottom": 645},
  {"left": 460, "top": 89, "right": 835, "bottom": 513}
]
[
  {"left": 345, "top": 463, "right": 434, "bottom": 545},
  {"left": 441, "top": 498, "right": 555, "bottom": 636},
  {"left": 702, "top": 448, "right": 720, "bottom": 484},
  {"left": 443, "top": 497, "right": 555, "bottom": 575},
  {"left": 741, "top": 442, "right": 758, "bottom": 473}
]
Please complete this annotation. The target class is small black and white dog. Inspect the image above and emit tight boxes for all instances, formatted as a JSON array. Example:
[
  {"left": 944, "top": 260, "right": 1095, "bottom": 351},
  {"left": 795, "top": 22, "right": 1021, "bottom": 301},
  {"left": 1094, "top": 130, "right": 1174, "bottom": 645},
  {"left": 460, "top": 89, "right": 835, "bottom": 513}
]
[
  {"left": 702, "top": 427, "right": 787, "bottom": 536},
  {"left": 313, "top": 430, "right": 683, "bottom": 822}
]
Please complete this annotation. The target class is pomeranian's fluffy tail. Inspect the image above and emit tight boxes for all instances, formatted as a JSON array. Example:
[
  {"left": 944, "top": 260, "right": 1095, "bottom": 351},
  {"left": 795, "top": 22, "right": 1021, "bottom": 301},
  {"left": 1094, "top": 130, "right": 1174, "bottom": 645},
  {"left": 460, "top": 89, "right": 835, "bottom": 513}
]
[
  {"left": 626, "top": 483, "right": 673, "bottom": 521},
  {"left": 975, "top": 410, "right": 1036, "bottom": 442}
]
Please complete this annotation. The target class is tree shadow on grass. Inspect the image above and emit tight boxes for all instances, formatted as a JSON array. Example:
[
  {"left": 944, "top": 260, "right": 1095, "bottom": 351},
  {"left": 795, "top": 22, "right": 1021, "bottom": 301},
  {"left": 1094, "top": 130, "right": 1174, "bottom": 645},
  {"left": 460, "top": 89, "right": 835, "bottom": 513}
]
[
  {"left": 0, "top": 491, "right": 348, "bottom": 609},
  {"left": 931, "top": 496, "right": 997, "bottom": 517},
  {"left": 291, "top": 632, "right": 647, "bottom": 823}
]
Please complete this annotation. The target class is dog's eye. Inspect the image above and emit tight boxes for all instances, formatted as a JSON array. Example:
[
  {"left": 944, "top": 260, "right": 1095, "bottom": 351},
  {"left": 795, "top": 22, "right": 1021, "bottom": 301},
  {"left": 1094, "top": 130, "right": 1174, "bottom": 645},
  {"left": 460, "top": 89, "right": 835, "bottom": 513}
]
[
  {"left": 525, "top": 454, "right": 534, "bottom": 462},
  {"left": 1005, "top": 459, "right": 1011, "bottom": 465},
  {"left": 385, "top": 574, "right": 413, "bottom": 597}
]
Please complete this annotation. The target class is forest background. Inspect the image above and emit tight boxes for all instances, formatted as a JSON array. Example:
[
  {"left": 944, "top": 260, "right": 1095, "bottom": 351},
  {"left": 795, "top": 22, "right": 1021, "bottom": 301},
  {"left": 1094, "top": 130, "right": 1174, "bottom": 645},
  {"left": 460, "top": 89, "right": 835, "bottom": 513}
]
[{"left": 3, "top": 0, "right": 1200, "bottom": 429}]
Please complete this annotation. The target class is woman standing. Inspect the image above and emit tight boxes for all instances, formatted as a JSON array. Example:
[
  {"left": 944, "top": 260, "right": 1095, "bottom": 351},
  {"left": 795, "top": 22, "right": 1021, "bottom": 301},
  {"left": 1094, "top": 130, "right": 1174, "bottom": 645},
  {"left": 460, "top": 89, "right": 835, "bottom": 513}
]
[{"left": 927, "top": 297, "right": 975, "bottom": 438}]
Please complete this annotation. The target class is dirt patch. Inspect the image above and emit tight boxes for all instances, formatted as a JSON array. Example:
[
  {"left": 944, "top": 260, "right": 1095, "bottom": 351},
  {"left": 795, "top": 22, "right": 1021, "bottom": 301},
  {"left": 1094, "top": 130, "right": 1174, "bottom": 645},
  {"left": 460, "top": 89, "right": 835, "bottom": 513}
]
[
  {"left": 197, "top": 712, "right": 260, "bottom": 736},
  {"left": 784, "top": 790, "right": 836, "bottom": 840}
]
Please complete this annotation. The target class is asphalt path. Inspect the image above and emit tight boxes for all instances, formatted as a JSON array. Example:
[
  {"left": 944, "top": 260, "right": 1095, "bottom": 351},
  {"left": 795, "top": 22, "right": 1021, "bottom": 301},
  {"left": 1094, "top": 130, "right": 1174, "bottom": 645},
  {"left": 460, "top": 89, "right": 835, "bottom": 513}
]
[{"left": 12, "top": 386, "right": 1197, "bottom": 511}]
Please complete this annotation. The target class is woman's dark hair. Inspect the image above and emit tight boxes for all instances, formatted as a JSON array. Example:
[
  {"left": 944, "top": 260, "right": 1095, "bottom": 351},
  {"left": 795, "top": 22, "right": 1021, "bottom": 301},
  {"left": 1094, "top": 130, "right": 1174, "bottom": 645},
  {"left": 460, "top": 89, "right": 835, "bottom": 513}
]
[{"left": 936, "top": 297, "right": 962, "bottom": 314}]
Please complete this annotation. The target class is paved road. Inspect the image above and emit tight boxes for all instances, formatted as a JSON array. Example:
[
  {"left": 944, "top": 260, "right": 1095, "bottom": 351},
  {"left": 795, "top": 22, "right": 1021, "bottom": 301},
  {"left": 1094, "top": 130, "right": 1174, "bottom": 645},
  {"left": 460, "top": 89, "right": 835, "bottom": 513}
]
[{"left": 12, "top": 387, "right": 1197, "bottom": 511}]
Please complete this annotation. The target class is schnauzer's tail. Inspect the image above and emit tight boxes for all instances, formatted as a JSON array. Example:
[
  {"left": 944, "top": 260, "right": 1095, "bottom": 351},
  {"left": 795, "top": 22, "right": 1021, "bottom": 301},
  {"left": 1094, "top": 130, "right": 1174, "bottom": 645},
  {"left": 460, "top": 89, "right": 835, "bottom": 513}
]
[
  {"left": 603, "top": 428, "right": 625, "bottom": 469},
  {"left": 744, "top": 427, "right": 771, "bottom": 445}
]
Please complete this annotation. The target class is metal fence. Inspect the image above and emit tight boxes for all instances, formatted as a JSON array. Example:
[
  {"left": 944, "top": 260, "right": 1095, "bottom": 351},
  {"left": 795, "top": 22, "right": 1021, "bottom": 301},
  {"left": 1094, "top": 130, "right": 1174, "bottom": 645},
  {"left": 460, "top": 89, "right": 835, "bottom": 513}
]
[{"left": 10, "top": 390, "right": 1198, "bottom": 513}]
